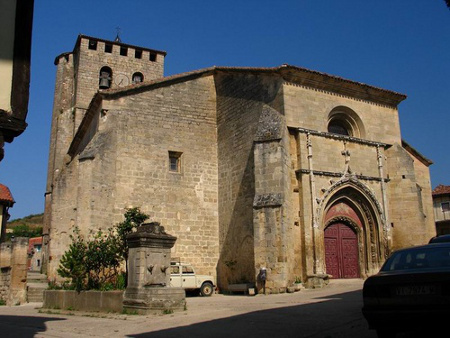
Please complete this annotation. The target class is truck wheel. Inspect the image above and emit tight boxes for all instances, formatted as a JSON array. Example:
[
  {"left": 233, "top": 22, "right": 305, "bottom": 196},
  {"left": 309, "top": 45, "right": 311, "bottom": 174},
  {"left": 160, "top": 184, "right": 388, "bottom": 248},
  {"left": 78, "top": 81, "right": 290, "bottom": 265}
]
[{"left": 200, "top": 282, "right": 214, "bottom": 297}]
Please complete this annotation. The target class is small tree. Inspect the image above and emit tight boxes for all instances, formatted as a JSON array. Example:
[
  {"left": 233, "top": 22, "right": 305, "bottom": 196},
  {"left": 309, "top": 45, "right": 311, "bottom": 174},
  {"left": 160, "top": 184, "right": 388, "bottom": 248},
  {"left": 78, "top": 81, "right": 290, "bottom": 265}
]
[
  {"left": 115, "top": 207, "right": 149, "bottom": 286},
  {"left": 85, "top": 229, "right": 122, "bottom": 290},
  {"left": 57, "top": 228, "right": 87, "bottom": 291}
]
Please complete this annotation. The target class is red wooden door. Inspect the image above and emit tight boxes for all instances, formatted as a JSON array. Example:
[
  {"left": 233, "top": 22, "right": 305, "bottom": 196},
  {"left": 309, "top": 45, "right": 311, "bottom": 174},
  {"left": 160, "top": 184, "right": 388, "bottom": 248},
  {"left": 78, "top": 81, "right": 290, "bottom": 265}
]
[{"left": 324, "top": 223, "right": 359, "bottom": 278}]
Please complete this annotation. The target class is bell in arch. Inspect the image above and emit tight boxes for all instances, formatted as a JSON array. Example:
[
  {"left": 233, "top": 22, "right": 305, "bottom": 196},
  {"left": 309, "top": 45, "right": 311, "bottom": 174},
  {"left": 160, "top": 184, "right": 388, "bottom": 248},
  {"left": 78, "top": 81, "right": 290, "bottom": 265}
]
[{"left": 99, "top": 71, "right": 111, "bottom": 89}]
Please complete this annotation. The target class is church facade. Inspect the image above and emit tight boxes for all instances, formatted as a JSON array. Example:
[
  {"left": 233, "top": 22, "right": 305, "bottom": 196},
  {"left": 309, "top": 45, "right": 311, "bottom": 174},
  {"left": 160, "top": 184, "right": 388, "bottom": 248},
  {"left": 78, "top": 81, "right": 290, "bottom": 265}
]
[{"left": 43, "top": 35, "right": 435, "bottom": 291}]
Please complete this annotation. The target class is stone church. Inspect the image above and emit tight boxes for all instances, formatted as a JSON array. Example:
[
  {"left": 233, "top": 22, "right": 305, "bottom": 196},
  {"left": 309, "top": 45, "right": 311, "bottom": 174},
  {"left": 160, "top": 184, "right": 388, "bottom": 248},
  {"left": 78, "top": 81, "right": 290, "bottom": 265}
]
[{"left": 43, "top": 34, "right": 435, "bottom": 291}]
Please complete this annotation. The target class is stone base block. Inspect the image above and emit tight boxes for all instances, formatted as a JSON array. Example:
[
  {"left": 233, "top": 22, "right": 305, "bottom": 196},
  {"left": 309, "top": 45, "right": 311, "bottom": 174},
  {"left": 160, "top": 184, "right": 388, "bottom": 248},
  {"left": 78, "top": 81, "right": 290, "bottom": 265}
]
[
  {"left": 43, "top": 290, "right": 124, "bottom": 312},
  {"left": 305, "top": 274, "right": 329, "bottom": 289},
  {"left": 123, "top": 287, "right": 186, "bottom": 315}
]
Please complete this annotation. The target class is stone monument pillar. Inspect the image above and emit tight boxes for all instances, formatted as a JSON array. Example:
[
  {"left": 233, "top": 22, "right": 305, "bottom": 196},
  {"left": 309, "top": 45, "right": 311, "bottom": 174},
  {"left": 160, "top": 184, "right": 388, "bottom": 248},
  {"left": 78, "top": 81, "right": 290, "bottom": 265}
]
[{"left": 123, "top": 222, "right": 186, "bottom": 314}]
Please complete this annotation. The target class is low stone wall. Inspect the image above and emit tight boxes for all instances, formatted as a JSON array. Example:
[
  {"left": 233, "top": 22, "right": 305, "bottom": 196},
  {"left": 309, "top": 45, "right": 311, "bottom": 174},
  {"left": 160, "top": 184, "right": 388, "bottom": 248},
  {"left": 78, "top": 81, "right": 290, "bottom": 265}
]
[{"left": 43, "top": 290, "right": 124, "bottom": 313}]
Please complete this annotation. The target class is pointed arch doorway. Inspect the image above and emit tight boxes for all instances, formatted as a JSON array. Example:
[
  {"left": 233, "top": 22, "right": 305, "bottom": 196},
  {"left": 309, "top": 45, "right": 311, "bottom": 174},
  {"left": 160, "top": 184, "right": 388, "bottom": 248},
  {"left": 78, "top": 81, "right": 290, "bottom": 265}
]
[{"left": 324, "top": 222, "right": 360, "bottom": 278}]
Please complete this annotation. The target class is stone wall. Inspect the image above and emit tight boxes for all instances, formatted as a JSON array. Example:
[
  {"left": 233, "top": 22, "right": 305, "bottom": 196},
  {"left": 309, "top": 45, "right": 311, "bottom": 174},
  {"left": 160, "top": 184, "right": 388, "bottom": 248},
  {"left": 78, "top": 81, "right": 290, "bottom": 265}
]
[
  {"left": 0, "top": 237, "right": 28, "bottom": 305},
  {"left": 386, "top": 144, "right": 435, "bottom": 251},
  {"left": 48, "top": 75, "right": 220, "bottom": 281},
  {"left": 215, "top": 72, "right": 283, "bottom": 288},
  {"left": 282, "top": 82, "right": 402, "bottom": 146}
]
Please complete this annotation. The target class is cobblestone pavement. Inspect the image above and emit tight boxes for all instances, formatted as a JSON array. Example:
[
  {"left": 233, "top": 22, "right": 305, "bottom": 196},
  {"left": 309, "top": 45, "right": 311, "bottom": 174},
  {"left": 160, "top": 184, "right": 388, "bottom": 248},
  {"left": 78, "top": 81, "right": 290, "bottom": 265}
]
[{"left": 0, "top": 279, "right": 378, "bottom": 337}]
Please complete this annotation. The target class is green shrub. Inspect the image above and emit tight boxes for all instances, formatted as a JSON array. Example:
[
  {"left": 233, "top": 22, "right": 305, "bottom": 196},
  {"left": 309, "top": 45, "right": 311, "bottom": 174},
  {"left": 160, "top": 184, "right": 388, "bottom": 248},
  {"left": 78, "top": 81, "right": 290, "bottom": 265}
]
[
  {"left": 57, "top": 228, "right": 87, "bottom": 292},
  {"left": 57, "top": 208, "right": 148, "bottom": 291}
]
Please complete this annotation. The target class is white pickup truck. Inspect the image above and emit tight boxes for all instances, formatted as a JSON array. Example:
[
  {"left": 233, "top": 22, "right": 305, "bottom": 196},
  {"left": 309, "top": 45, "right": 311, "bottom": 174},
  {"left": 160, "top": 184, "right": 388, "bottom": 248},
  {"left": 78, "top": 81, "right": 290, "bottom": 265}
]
[{"left": 169, "top": 262, "right": 216, "bottom": 296}]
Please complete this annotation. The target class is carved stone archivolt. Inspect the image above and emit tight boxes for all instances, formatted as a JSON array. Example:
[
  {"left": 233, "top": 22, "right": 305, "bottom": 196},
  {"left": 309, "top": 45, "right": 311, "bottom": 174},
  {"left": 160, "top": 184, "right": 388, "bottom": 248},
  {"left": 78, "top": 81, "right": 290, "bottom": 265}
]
[
  {"left": 324, "top": 216, "right": 360, "bottom": 233},
  {"left": 318, "top": 175, "right": 384, "bottom": 222}
]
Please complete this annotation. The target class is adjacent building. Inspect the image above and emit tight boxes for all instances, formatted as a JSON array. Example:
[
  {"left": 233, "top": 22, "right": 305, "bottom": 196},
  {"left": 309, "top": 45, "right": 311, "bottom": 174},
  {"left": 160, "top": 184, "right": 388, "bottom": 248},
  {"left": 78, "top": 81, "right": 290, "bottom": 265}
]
[
  {"left": 0, "top": 0, "right": 34, "bottom": 161},
  {"left": 432, "top": 184, "right": 450, "bottom": 235},
  {"left": 43, "top": 35, "right": 435, "bottom": 291},
  {"left": 27, "top": 236, "right": 42, "bottom": 272},
  {"left": 0, "top": 184, "right": 14, "bottom": 242}
]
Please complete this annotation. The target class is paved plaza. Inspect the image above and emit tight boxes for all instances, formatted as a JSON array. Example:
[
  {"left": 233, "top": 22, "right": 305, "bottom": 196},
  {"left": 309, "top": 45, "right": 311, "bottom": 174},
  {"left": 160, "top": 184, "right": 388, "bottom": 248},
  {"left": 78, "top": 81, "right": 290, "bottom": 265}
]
[{"left": 0, "top": 279, "right": 380, "bottom": 338}]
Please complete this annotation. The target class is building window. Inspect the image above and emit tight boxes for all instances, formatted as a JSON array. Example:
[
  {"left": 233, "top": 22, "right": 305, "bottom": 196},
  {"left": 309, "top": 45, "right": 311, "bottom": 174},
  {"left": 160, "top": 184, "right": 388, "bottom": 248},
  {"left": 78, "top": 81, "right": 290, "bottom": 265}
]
[
  {"left": 120, "top": 46, "right": 128, "bottom": 56},
  {"left": 132, "top": 72, "right": 144, "bottom": 84},
  {"left": 99, "top": 66, "right": 112, "bottom": 89},
  {"left": 327, "top": 107, "right": 365, "bottom": 138},
  {"left": 328, "top": 120, "right": 350, "bottom": 136},
  {"left": 442, "top": 202, "right": 450, "bottom": 212},
  {"left": 169, "top": 151, "right": 182, "bottom": 173},
  {"left": 105, "top": 43, "right": 113, "bottom": 53},
  {"left": 88, "top": 39, "right": 97, "bottom": 50},
  {"left": 135, "top": 49, "right": 142, "bottom": 59},
  {"left": 150, "top": 52, "right": 157, "bottom": 62}
]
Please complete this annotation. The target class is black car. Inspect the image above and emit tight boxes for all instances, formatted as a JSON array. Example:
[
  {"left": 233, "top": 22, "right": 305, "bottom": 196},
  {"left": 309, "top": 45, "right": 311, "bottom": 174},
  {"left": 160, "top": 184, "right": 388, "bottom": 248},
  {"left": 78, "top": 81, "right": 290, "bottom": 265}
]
[
  {"left": 362, "top": 243, "right": 450, "bottom": 338},
  {"left": 428, "top": 234, "right": 450, "bottom": 243}
]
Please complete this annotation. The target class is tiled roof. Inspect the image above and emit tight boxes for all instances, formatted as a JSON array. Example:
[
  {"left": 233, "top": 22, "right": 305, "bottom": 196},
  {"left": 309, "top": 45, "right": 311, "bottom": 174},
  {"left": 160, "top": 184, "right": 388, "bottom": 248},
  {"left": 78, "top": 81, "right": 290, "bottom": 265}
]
[
  {"left": 0, "top": 184, "right": 14, "bottom": 206},
  {"left": 432, "top": 184, "right": 450, "bottom": 196}
]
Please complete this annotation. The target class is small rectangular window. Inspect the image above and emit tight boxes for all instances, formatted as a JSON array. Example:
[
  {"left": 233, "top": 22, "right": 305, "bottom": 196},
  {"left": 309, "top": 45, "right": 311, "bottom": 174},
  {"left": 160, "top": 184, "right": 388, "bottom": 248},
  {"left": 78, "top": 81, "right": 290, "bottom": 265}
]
[
  {"left": 442, "top": 202, "right": 450, "bottom": 212},
  {"left": 135, "top": 49, "right": 142, "bottom": 59},
  {"left": 149, "top": 52, "right": 157, "bottom": 62},
  {"left": 105, "top": 43, "right": 113, "bottom": 53},
  {"left": 88, "top": 39, "right": 97, "bottom": 50},
  {"left": 169, "top": 151, "right": 182, "bottom": 173},
  {"left": 120, "top": 46, "right": 128, "bottom": 56}
]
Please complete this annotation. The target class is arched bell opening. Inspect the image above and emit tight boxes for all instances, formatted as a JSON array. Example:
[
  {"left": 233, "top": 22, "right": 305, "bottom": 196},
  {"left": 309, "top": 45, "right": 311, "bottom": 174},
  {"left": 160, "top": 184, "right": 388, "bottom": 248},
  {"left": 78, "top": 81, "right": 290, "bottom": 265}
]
[{"left": 99, "top": 66, "right": 112, "bottom": 89}]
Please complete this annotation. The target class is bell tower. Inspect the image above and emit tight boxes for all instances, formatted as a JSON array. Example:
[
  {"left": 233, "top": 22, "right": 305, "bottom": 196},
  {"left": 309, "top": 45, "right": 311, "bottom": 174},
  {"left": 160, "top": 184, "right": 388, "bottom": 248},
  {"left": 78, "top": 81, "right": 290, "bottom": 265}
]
[{"left": 46, "top": 34, "right": 166, "bottom": 193}]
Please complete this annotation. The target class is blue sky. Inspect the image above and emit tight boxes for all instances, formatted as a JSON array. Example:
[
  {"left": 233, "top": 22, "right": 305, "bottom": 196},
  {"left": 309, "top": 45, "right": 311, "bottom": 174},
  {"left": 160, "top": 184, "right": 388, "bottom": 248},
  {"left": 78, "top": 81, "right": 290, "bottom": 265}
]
[{"left": 1, "top": 0, "right": 449, "bottom": 220}]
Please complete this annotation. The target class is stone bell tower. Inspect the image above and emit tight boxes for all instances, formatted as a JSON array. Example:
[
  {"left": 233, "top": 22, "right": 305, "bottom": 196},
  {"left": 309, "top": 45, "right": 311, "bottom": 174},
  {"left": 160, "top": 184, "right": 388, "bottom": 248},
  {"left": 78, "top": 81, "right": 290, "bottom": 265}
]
[{"left": 43, "top": 34, "right": 166, "bottom": 274}]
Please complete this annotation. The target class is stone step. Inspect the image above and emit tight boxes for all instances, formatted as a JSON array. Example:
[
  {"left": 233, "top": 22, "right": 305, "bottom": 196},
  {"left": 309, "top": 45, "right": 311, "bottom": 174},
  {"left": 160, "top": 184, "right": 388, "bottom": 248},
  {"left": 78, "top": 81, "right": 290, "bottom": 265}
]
[
  {"left": 27, "top": 284, "right": 47, "bottom": 303},
  {"left": 27, "top": 295, "right": 44, "bottom": 303},
  {"left": 26, "top": 272, "right": 48, "bottom": 303},
  {"left": 27, "top": 282, "right": 48, "bottom": 289},
  {"left": 27, "top": 272, "right": 48, "bottom": 283}
]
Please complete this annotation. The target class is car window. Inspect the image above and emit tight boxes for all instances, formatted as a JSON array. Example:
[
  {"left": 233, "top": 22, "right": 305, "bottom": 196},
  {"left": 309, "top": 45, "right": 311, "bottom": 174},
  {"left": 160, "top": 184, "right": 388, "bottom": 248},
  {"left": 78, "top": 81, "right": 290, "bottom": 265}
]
[
  {"left": 382, "top": 247, "right": 450, "bottom": 271},
  {"left": 182, "top": 266, "right": 194, "bottom": 274},
  {"left": 170, "top": 266, "right": 179, "bottom": 274}
]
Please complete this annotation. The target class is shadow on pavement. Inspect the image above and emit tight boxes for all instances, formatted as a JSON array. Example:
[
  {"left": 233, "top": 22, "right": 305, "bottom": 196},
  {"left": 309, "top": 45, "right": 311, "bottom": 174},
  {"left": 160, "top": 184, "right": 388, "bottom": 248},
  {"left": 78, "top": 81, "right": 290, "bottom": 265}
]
[
  {"left": 130, "top": 289, "right": 373, "bottom": 338},
  {"left": 0, "top": 314, "right": 65, "bottom": 338}
]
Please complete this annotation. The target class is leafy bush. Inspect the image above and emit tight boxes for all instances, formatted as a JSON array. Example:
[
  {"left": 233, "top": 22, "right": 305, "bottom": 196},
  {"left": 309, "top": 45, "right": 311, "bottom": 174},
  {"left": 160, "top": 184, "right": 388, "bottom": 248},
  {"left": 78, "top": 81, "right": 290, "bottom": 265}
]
[
  {"left": 57, "top": 208, "right": 148, "bottom": 291},
  {"left": 85, "top": 229, "right": 121, "bottom": 290},
  {"left": 115, "top": 207, "right": 149, "bottom": 287},
  {"left": 57, "top": 228, "right": 88, "bottom": 291},
  {"left": 6, "top": 224, "right": 43, "bottom": 240}
]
